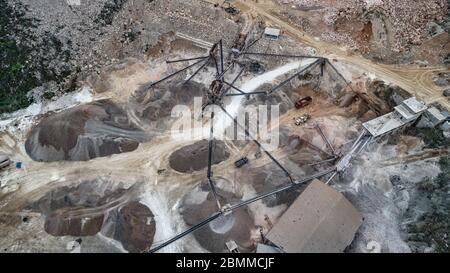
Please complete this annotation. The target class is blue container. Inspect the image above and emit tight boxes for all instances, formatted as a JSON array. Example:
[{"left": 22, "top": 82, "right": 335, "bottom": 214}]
[{"left": 16, "top": 162, "right": 22, "bottom": 169}]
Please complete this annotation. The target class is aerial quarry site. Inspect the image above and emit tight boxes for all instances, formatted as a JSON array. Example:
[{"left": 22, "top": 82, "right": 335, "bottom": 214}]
[{"left": 0, "top": 0, "right": 449, "bottom": 255}]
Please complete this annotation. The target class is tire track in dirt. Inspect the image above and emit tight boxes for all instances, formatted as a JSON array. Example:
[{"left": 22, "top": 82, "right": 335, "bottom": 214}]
[{"left": 238, "top": 0, "right": 449, "bottom": 110}]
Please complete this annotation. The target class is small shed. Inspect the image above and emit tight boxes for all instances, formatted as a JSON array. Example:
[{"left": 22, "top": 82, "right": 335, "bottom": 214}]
[
  {"left": 266, "top": 179, "right": 362, "bottom": 253},
  {"left": 264, "top": 27, "right": 281, "bottom": 39}
]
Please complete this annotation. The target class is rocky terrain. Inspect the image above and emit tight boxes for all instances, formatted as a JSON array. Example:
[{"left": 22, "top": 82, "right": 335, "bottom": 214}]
[
  {"left": 1, "top": 0, "right": 239, "bottom": 114},
  {"left": 276, "top": 0, "right": 450, "bottom": 64},
  {"left": 0, "top": 0, "right": 449, "bottom": 254}
]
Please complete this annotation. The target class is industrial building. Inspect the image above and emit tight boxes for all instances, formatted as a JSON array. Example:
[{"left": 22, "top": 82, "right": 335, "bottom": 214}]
[
  {"left": 264, "top": 27, "right": 281, "bottom": 40},
  {"left": 265, "top": 180, "right": 363, "bottom": 253},
  {"left": 422, "top": 107, "right": 447, "bottom": 127},
  {"left": 363, "top": 97, "right": 428, "bottom": 137}
]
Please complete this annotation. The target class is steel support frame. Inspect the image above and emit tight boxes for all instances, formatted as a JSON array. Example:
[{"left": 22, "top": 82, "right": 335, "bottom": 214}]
[
  {"left": 206, "top": 110, "right": 222, "bottom": 209},
  {"left": 150, "top": 58, "right": 207, "bottom": 87},
  {"left": 268, "top": 59, "right": 322, "bottom": 94},
  {"left": 242, "top": 52, "right": 320, "bottom": 59},
  {"left": 219, "top": 105, "right": 294, "bottom": 183},
  {"left": 166, "top": 56, "right": 208, "bottom": 64},
  {"left": 146, "top": 40, "right": 361, "bottom": 253}
]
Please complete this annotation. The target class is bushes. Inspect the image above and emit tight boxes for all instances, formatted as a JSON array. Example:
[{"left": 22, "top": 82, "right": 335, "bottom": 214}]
[
  {"left": 95, "top": 0, "right": 128, "bottom": 26},
  {"left": 404, "top": 127, "right": 450, "bottom": 149},
  {"left": 0, "top": 1, "right": 74, "bottom": 114},
  {"left": 407, "top": 156, "right": 450, "bottom": 252},
  {"left": 0, "top": 0, "right": 37, "bottom": 113}
]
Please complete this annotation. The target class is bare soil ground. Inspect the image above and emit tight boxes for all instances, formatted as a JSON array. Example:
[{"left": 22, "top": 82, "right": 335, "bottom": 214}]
[{"left": 1, "top": 0, "right": 449, "bottom": 253}]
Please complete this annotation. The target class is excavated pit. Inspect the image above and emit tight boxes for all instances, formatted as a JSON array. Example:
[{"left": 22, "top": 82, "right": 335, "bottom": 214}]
[
  {"left": 25, "top": 100, "right": 147, "bottom": 162},
  {"left": 169, "top": 140, "right": 230, "bottom": 173},
  {"left": 180, "top": 183, "right": 255, "bottom": 253}
]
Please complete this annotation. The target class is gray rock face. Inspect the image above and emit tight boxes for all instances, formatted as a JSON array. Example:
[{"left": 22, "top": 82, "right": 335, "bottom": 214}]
[
  {"left": 435, "top": 78, "right": 449, "bottom": 87},
  {"left": 443, "top": 89, "right": 450, "bottom": 97}
]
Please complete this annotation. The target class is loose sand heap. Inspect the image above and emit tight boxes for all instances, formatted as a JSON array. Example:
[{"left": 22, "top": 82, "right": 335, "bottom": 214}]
[
  {"left": 245, "top": 166, "right": 305, "bottom": 208},
  {"left": 29, "top": 180, "right": 155, "bottom": 253},
  {"left": 180, "top": 184, "right": 255, "bottom": 253},
  {"left": 102, "top": 201, "right": 156, "bottom": 253},
  {"left": 133, "top": 81, "right": 206, "bottom": 123},
  {"left": 169, "top": 140, "right": 230, "bottom": 173},
  {"left": 25, "top": 100, "right": 147, "bottom": 162},
  {"left": 29, "top": 180, "right": 128, "bottom": 237}
]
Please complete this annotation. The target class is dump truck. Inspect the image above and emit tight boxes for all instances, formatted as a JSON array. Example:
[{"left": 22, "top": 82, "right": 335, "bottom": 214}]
[
  {"left": 234, "top": 157, "right": 249, "bottom": 168},
  {"left": 295, "top": 96, "right": 312, "bottom": 109}
]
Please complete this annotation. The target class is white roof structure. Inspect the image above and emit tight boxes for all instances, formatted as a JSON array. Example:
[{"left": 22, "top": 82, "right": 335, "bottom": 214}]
[
  {"left": 363, "top": 112, "right": 405, "bottom": 137},
  {"left": 426, "top": 107, "right": 446, "bottom": 125},
  {"left": 394, "top": 104, "right": 416, "bottom": 121},
  {"left": 264, "top": 27, "right": 281, "bottom": 38},
  {"left": 363, "top": 97, "right": 427, "bottom": 137},
  {"left": 266, "top": 180, "right": 362, "bottom": 253},
  {"left": 402, "top": 97, "right": 427, "bottom": 114}
]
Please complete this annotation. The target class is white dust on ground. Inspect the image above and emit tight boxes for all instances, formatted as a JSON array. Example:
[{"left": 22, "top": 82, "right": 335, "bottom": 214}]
[
  {"left": 214, "top": 59, "right": 318, "bottom": 136},
  {"left": 172, "top": 59, "right": 319, "bottom": 142},
  {"left": 338, "top": 139, "right": 442, "bottom": 253},
  {"left": 0, "top": 87, "right": 94, "bottom": 139}
]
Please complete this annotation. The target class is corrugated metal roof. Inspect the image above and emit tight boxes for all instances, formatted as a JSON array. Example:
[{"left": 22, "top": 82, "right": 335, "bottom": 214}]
[
  {"left": 426, "top": 107, "right": 446, "bottom": 122},
  {"left": 402, "top": 97, "right": 427, "bottom": 114},
  {"left": 363, "top": 112, "right": 405, "bottom": 137},
  {"left": 264, "top": 27, "right": 281, "bottom": 37},
  {"left": 266, "top": 180, "right": 362, "bottom": 253},
  {"left": 394, "top": 104, "right": 416, "bottom": 121}
]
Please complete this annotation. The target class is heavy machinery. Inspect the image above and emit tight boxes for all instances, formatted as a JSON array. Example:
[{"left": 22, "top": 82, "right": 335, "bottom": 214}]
[
  {"left": 225, "top": 240, "right": 240, "bottom": 253},
  {"left": 249, "top": 61, "right": 264, "bottom": 74},
  {"left": 148, "top": 35, "right": 353, "bottom": 253},
  {"left": 222, "top": 1, "right": 239, "bottom": 15},
  {"left": 234, "top": 157, "right": 249, "bottom": 168},
  {"left": 294, "top": 114, "right": 311, "bottom": 126},
  {"left": 295, "top": 96, "right": 312, "bottom": 109}
]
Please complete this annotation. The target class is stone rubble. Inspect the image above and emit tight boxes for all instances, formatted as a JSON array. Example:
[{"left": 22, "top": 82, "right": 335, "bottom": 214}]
[{"left": 276, "top": 0, "right": 448, "bottom": 52}]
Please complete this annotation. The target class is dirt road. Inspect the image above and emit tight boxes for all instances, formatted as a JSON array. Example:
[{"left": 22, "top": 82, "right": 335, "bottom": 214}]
[{"left": 237, "top": 0, "right": 450, "bottom": 110}]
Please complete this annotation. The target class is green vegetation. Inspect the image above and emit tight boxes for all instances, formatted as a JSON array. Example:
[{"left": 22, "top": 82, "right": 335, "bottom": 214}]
[
  {"left": 95, "top": 0, "right": 128, "bottom": 26},
  {"left": 0, "top": 0, "right": 37, "bottom": 113},
  {"left": 407, "top": 156, "right": 450, "bottom": 252},
  {"left": 404, "top": 127, "right": 450, "bottom": 149},
  {"left": 0, "top": 0, "right": 74, "bottom": 114}
]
